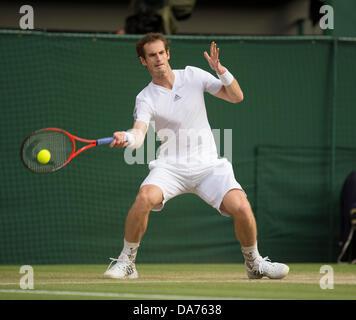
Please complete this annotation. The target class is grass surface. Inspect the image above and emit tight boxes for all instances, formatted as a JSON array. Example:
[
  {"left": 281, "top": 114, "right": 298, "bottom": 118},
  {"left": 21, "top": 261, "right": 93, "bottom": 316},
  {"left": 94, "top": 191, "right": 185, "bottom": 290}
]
[{"left": 0, "top": 263, "right": 355, "bottom": 300}]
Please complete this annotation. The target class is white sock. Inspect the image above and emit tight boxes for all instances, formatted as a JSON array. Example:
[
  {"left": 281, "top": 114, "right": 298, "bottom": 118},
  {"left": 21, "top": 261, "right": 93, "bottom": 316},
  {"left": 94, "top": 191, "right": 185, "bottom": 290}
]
[
  {"left": 241, "top": 243, "right": 261, "bottom": 263},
  {"left": 121, "top": 239, "right": 140, "bottom": 263}
]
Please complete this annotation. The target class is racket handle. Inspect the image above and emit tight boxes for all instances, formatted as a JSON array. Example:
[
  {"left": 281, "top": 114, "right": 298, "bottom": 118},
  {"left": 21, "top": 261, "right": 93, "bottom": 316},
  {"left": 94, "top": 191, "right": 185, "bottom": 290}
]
[
  {"left": 97, "top": 137, "right": 114, "bottom": 145},
  {"left": 96, "top": 136, "right": 129, "bottom": 145}
]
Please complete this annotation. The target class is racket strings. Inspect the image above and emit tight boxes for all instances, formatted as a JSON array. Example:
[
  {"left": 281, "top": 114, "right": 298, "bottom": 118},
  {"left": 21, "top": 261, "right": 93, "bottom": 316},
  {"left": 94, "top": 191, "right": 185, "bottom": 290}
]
[{"left": 21, "top": 130, "right": 73, "bottom": 173}]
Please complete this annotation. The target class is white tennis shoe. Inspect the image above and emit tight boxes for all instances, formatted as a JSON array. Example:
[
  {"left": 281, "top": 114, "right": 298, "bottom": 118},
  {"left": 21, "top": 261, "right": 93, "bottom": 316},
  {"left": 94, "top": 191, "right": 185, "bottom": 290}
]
[
  {"left": 103, "top": 254, "right": 138, "bottom": 279},
  {"left": 245, "top": 256, "right": 289, "bottom": 279}
]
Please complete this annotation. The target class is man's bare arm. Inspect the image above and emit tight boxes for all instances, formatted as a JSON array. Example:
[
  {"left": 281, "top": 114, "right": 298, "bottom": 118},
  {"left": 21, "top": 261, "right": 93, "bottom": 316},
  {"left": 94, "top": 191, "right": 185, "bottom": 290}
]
[
  {"left": 110, "top": 120, "right": 148, "bottom": 149},
  {"left": 204, "top": 41, "right": 244, "bottom": 103}
]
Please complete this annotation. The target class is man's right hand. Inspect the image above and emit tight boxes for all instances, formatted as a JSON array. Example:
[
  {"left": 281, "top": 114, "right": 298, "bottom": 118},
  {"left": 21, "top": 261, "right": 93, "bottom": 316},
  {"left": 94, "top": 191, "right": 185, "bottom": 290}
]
[{"left": 110, "top": 131, "right": 128, "bottom": 148}]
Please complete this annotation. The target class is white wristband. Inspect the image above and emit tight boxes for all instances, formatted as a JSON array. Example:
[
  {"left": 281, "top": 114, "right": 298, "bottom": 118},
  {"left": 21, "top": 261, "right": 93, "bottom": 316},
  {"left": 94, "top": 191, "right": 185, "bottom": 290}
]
[
  {"left": 124, "top": 131, "right": 135, "bottom": 148},
  {"left": 217, "top": 69, "right": 234, "bottom": 86}
]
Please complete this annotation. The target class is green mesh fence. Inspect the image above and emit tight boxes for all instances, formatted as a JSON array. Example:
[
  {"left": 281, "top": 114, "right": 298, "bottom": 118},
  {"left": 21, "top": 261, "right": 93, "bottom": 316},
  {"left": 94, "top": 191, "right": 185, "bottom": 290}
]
[{"left": 1, "top": 30, "right": 355, "bottom": 264}]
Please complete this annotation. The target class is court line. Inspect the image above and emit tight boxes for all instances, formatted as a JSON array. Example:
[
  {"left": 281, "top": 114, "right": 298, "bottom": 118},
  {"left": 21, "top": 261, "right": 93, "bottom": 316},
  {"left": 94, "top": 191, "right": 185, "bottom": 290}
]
[
  {"left": 0, "top": 279, "right": 256, "bottom": 286},
  {"left": 0, "top": 289, "right": 253, "bottom": 300},
  {"left": 1, "top": 279, "right": 355, "bottom": 285}
]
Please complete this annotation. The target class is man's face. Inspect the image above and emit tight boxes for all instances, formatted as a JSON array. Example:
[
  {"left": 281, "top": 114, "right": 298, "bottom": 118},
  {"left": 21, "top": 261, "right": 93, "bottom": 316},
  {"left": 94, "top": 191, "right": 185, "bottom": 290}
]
[{"left": 140, "top": 40, "right": 170, "bottom": 76}]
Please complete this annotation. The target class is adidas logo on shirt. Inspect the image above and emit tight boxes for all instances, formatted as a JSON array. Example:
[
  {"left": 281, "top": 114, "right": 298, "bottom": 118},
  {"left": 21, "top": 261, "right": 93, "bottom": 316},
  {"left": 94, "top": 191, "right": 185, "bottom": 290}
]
[{"left": 174, "top": 94, "right": 181, "bottom": 102}]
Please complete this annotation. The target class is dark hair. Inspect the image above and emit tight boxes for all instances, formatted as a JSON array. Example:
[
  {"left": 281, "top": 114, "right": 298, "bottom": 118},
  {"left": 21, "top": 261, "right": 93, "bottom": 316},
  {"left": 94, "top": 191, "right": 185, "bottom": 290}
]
[{"left": 136, "top": 33, "right": 169, "bottom": 58}]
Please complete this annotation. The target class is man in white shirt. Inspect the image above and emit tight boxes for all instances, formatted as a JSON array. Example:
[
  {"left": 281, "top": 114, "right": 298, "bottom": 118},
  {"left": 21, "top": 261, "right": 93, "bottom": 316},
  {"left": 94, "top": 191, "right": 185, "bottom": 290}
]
[{"left": 104, "top": 33, "right": 289, "bottom": 280}]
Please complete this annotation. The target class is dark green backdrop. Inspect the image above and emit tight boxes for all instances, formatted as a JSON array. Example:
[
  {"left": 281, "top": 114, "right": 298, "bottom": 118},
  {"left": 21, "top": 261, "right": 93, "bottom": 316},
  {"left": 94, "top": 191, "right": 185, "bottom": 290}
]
[
  {"left": 328, "top": 0, "right": 356, "bottom": 37},
  {"left": 1, "top": 30, "right": 355, "bottom": 264}
]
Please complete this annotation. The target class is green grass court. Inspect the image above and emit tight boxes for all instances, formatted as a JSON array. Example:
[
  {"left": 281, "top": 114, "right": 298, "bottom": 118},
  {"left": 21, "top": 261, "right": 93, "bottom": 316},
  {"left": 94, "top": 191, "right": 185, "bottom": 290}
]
[{"left": 0, "top": 263, "right": 355, "bottom": 300}]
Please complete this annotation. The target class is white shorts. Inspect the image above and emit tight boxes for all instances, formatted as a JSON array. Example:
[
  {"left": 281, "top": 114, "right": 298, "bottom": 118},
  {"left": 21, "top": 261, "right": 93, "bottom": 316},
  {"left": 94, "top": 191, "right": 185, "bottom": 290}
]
[{"left": 140, "top": 158, "right": 244, "bottom": 217}]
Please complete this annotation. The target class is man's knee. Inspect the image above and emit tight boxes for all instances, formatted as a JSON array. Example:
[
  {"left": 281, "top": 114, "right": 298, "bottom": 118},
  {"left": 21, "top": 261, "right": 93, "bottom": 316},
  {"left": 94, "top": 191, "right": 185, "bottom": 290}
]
[
  {"left": 232, "top": 200, "right": 252, "bottom": 220},
  {"left": 239, "top": 197, "right": 252, "bottom": 215},
  {"left": 135, "top": 185, "right": 163, "bottom": 211},
  {"left": 221, "top": 190, "right": 253, "bottom": 219}
]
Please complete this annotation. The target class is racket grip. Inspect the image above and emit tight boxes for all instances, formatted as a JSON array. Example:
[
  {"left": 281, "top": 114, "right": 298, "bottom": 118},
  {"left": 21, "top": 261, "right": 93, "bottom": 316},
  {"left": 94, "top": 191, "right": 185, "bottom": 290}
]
[{"left": 97, "top": 137, "right": 115, "bottom": 145}]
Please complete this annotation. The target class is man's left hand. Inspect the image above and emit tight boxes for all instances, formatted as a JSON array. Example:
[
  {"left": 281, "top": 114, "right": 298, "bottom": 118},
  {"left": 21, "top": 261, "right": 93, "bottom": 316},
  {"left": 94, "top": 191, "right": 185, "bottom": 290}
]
[{"left": 204, "top": 41, "right": 226, "bottom": 75}]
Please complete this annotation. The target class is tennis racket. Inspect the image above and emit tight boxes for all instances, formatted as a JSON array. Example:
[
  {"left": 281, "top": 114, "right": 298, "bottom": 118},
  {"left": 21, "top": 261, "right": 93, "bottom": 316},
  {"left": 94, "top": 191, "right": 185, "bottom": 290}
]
[{"left": 20, "top": 128, "right": 119, "bottom": 174}]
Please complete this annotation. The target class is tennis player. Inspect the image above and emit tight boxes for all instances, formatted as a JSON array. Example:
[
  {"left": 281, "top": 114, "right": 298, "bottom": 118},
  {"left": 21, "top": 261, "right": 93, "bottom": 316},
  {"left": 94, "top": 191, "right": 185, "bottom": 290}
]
[{"left": 104, "top": 33, "right": 289, "bottom": 280}]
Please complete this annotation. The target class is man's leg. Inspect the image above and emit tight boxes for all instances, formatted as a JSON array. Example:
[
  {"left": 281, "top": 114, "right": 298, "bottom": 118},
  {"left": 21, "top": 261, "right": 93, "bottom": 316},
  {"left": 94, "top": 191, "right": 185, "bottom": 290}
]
[
  {"left": 220, "top": 189, "right": 257, "bottom": 247},
  {"left": 103, "top": 184, "right": 163, "bottom": 279},
  {"left": 125, "top": 184, "right": 164, "bottom": 243},
  {"left": 220, "top": 189, "right": 289, "bottom": 279}
]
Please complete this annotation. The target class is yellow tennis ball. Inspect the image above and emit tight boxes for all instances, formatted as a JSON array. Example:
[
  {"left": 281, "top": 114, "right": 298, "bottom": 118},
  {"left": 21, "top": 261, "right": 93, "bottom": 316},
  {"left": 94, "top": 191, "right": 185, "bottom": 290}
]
[{"left": 37, "top": 149, "right": 51, "bottom": 164}]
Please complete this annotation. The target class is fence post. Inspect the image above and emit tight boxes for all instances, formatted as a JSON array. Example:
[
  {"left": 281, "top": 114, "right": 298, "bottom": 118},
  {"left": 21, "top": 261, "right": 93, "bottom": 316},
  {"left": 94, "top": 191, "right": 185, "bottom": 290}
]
[{"left": 329, "top": 37, "right": 338, "bottom": 261}]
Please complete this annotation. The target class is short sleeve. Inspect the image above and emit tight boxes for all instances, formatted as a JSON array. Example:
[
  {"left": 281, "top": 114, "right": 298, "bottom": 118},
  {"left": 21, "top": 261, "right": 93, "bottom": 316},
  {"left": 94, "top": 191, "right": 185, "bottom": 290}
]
[
  {"left": 191, "top": 67, "right": 222, "bottom": 95},
  {"left": 133, "top": 98, "right": 152, "bottom": 127}
]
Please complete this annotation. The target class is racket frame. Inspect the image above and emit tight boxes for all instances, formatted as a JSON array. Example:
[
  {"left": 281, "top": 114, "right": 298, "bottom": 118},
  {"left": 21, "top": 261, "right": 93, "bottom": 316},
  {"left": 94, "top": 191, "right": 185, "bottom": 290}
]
[
  {"left": 46, "top": 128, "right": 98, "bottom": 168},
  {"left": 20, "top": 127, "right": 111, "bottom": 173}
]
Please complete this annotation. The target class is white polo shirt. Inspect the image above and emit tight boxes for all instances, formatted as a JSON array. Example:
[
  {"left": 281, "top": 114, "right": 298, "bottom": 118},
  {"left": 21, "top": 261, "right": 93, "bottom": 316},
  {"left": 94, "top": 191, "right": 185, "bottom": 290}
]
[{"left": 134, "top": 66, "right": 222, "bottom": 166}]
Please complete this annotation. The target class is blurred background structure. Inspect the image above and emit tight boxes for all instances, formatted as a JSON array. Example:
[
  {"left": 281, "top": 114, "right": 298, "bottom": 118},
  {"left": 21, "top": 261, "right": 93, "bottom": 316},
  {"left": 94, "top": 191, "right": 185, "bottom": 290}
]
[
  {"left": 1, "top": 0, "right": 356, "bottom": 265},
  {"left": 1, "top": 0, "right": 355, "bottom": 36}
]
